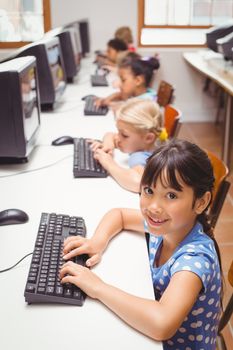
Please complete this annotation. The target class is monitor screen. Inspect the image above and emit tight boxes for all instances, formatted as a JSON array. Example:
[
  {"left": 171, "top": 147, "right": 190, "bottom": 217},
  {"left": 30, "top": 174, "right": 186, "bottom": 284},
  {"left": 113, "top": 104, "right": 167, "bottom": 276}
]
[
  {"left": 47, "top": 43, "right": 65, "bottom": 90},
  {"left": 0, "top": 56, "right": 40, "bottom": 161},
  {"left": 20, "top": 66, "right": 40, "bottom": 142}
]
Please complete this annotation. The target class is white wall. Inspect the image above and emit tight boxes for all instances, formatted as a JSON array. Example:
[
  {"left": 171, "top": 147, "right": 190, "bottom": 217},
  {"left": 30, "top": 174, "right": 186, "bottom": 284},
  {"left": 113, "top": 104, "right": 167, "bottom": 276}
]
[
  {"left": 0, "top": 0, "right": 217, "bottom": 122},
  {"left": 50, "top": 0, "right": 137, "bottom": 52},
  {"left": 139, "top": 48, "right": 217, "bottom": 123}
]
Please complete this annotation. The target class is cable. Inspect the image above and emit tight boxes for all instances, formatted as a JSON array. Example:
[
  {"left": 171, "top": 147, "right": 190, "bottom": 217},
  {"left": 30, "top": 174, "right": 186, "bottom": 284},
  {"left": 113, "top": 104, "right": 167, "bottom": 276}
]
[
  {"left": 0, "top": 154, "right": 72, "bottom": 178},
  {"left": 0, "top": 252, "right": 33, "bottom": 273}
]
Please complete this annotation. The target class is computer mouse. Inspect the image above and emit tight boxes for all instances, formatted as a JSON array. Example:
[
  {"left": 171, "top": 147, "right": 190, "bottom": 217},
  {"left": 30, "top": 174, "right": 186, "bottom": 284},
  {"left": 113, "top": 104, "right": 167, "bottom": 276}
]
[
  {"left": 51, "top": 136, "right": 74, "bottom": 146},
  {"left": 0, "top": 209, "right": 29, "bottom": 226},
  {"left": 81, "top": 94, "right": 96, "bottom": 101}
]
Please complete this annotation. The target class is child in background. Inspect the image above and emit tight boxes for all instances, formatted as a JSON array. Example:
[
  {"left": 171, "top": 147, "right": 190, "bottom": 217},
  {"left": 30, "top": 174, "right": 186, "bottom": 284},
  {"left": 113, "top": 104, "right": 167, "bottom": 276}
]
[
  {"left": 61, "top": 139, "right": 222, "bottom": 350},
  {"left": 95, "top": 38, "right": 128, "bottom": 69},
  {"left": 94, "top": 55, "right": 160, "bottom": 108},
  {"left": 90, "top": 98, "right": 166, "bottom": 193},
  {"left": 114, "top": 26, "right": 136, "bottom": 52}
]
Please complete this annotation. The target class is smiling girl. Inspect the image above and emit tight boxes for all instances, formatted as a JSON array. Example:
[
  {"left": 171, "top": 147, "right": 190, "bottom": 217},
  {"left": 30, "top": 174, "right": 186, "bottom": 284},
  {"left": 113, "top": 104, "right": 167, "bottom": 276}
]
[{"left": 60, "top": 139, "right": 222, "bottom": 350}]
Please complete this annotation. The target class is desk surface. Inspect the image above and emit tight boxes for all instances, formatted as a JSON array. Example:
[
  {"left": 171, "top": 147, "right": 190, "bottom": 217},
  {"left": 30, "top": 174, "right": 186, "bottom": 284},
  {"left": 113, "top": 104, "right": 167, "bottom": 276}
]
[
  {"left": 183, "top": 50, "right": 233, "bottom": 170},
  {"left": 0, "top": 58, "right": 162, "bottom": 350},
  {"left": 183, "top": 50, "right": 233, "bottom": 96}
]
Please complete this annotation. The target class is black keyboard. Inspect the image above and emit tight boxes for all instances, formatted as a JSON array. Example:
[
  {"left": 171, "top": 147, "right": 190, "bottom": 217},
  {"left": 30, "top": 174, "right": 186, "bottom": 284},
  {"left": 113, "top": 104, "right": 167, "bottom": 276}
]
[
  {"left": 24, "top": 212, "right": 87, "bottom": 306},
  {"left": 91, "top": 74, "right": 108, "bottom": 87},
  {"left": 73, "top": 138, "right": 108, "bottom": 178},
  {"left": 84, "top": 96, "right": 108, "bottom": 116}
]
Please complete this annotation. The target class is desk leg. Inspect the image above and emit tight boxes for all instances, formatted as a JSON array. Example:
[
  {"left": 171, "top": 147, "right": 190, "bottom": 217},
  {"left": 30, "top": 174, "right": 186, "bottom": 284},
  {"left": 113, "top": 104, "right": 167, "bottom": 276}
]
[{"left": 222, "top": 94, "right": 233, "bottom": 171}]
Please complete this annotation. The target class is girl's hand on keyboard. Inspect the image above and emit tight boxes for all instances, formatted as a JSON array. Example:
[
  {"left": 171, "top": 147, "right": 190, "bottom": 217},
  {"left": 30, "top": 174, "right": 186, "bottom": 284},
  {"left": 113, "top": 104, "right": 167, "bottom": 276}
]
[
  {"left": 93, "top": 148, "right": 113, "bottom": 169},
  {"left": 94, "top": 97, "right": 108, "bottom": 108},
  {"left": 90, "top": 139, "right": 114, "bottom": 154},
  {"left": 89, "top": 139, "right": 103, "bottom": 152},
  {"left": 60, "top": 261, "right": 104, "bottom": 299},
  {"left": 63, "top": 236, "right": 107, "bottom": 267}
]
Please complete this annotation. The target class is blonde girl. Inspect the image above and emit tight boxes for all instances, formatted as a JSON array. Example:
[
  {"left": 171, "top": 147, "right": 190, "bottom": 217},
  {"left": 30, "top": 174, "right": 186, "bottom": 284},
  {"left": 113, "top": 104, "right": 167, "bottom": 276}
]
[{"left": 91, "top": 98, "right": 167, "bottom": 192}]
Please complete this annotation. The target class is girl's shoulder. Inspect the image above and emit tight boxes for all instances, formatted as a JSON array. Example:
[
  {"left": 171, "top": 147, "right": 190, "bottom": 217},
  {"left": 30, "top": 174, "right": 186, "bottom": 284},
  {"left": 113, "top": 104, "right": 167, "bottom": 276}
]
[
  {"left": 138, "top": 88, "right": 157, "bottom": 101},
  {"left": 174, "top": 222, "right": 217, "bottom": 262},
  {"left": 128, "top": 150, "right": 153, "bottom": 168},
  {"left": 168, "top": 223, "right": 221, "bottom": 290}
]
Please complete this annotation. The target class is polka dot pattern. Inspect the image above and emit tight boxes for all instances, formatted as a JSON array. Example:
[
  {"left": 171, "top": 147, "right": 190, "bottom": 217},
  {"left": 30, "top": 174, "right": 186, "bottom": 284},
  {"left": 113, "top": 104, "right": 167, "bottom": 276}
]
[{"left": 147, "top": 221, "right": 221, "bottom": 349}]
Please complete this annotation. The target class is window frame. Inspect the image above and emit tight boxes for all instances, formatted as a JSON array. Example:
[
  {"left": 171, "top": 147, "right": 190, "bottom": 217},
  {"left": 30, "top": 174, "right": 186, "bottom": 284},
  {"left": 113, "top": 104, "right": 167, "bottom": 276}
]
[
  {"left": 0, "top": 0, "right": 51, "bottom": 48},
  {"left": 138, "top": 0, "right": 215, "bottom": 48}
]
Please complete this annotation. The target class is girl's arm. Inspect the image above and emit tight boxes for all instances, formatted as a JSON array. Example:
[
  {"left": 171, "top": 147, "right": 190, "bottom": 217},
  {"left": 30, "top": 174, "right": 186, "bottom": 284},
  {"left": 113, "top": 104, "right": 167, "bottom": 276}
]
[
  {"left": 94, "top": 149, "right": 143, "bottom": 192},
  {"left": 63, "top": 208, "right": 144, "bottom": 266},
  {"left": 94, "top": 91, "right": 124, "bottom": 107},
  {"left": 102, "top": 132, "right": 118, "bottom": 152},
  {"left": 60, "top": 262, "right": 202, "bottom": 341}
]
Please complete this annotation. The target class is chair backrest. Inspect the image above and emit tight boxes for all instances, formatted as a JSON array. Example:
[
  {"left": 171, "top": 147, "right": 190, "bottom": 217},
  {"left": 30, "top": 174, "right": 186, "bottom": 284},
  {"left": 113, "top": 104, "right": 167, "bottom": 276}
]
[
  {"left": 206, "top": 151, "right": 231, "bottom": 228},
  {"left": 164, "top": 104, "right": 182, "bottom": 138},
  {"left": 217, "top": 260, "right": 233, "bottom": 350},
  {"left": 157, "top": 80, "right": 174, "bottom": 107}
]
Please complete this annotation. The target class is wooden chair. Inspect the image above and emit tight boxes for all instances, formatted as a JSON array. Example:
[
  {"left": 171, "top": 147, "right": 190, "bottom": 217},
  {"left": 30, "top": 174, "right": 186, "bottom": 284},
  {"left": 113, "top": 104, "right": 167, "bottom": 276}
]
[
  {"left": 217, "top": 260, "right": 233, "bottom": 350},
  {"left": 157, "top": 80, "right": 174, "bottom": 107},
  {"left": 164, "top": 104, "right": 182, "bottom": 138},
  {"left": 206, "top": 151, "right": 231, "bottom": 228}
]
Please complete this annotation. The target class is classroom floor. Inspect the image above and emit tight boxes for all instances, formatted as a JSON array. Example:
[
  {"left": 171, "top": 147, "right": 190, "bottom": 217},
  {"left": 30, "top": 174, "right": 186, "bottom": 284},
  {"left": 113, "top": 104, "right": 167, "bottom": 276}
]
[{"left": 179, "top": 122, "right": 233, "bottom": 349}]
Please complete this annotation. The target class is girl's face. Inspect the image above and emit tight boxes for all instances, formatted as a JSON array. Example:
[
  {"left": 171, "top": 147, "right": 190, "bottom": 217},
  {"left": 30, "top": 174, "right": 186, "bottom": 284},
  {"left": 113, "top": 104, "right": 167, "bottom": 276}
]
[
  {"left": 140, "top": 173, "right": 203, "bottom": 238},
  {"left": 115, "top": 120, "right": 149, "bottom": 153},
  {"left": 107, "top": 46, "right": 118, "bottom": 63},
  {"left": 118, "top": 67, "right": 142, "bottom": 98}
]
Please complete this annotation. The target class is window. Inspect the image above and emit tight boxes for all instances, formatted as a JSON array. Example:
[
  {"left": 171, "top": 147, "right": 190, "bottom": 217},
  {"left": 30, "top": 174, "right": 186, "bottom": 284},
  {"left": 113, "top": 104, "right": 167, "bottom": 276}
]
[
  {"left": 138, "top": 0, "right": 233, "bottom": 46},
  {"left": 0, "top": 0, "right": 51, "bottom": 48}
]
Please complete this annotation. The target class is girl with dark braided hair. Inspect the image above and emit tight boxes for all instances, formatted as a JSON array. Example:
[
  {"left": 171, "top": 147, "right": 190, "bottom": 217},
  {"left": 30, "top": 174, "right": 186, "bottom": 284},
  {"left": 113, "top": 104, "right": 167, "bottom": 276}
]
[{"left": 60, "top": 139, "right": 221, "bottom": 350}]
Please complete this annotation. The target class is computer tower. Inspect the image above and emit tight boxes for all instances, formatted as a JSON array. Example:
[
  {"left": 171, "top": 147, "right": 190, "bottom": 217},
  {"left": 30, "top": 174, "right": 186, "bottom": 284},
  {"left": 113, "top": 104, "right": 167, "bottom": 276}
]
[
  {"left": 217, "top": 32, "right": 233, "bottom": 61},
  {"left": 0, "top": 56, "right": 40, "bottom": 163},
  {"left": 206, "top": 24, "right": 233, "bottom": 52},
  {"left": 15, "top": 37, "right": 67, "bottom": 110},
  {"left": 45, "top": 27, "right": 81, "bottom": 82}
]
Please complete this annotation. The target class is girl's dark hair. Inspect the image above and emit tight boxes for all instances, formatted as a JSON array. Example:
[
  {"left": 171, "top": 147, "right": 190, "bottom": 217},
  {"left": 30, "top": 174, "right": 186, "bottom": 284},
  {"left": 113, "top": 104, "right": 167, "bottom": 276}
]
[
  {"left": 119, "top": 56, "right": 160, "bottom": 87},
  {"left": 141, "top": 139, "right": 222, "bottom": 270},
  {"left": 107, "top": 38, "right": 128, "bottom": 52}
]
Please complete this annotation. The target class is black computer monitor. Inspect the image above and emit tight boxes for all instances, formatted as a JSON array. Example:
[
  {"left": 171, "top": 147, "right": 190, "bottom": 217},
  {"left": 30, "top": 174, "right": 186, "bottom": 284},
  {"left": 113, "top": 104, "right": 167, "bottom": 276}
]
[
  {"left": 206, "top": 24, "right": 233, "bottom": 52},
  {"left": 45, "top": 27, "right": 81, "bottom": 82},
  {"left": 78, "top": 19, "right": 90, "bottom": 57},
  {"left": 8, "top": 37, "right": 67, "bottom": 110},
  {"left": 217, "top": 32, "right": 233, "bottom": 61},
  {"left": 0, "top": 56, "right": 40, "bottom": 163},
  {"left": 63, "top": 22, "right": 82, "bottom": 66}
]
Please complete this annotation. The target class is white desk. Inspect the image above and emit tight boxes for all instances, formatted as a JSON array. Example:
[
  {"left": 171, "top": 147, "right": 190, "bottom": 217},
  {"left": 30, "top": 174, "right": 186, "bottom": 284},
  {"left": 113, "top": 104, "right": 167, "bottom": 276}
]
[
  {"left": 0, "top": 58, "right": 162, "bottom": 350},
  {"left": 183, "top": 50, "right": 233, "bottom": 171}
]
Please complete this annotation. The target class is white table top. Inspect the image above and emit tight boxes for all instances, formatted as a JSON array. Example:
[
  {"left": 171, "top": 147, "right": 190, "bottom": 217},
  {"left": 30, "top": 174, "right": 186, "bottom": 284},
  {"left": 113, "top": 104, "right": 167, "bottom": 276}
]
[
  {"left": 183, "top": 50, "right": 233, "bottom": 96},
  {"left": 0, "top": 57, "right": 162, "bottom": 350}
]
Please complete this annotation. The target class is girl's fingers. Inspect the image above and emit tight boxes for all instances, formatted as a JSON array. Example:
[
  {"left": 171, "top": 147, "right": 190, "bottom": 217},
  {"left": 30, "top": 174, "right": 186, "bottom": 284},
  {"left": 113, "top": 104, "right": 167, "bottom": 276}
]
[
  {"left": 86, "top": 254, "right": 101, "bottom": 267},
  {"left": 63, "top": 236, "right": 84, "bottom": 253},
  {"left": 63, "top": 244, "right": 89, "bottom": 260}
]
